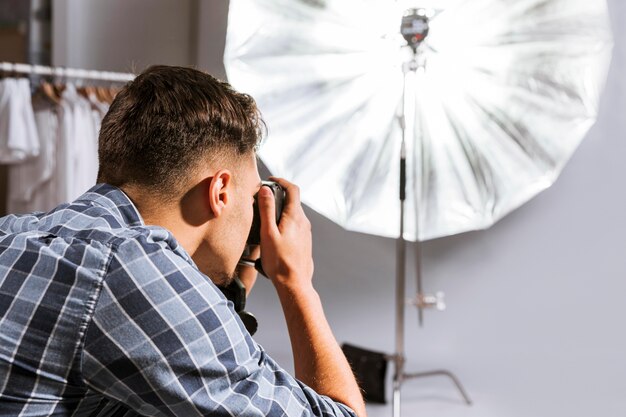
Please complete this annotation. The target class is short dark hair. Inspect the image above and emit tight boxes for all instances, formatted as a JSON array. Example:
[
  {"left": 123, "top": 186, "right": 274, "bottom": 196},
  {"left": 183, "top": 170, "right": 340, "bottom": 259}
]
[{"left": 97, "top": 65, "right": 264, "bottom": 197}]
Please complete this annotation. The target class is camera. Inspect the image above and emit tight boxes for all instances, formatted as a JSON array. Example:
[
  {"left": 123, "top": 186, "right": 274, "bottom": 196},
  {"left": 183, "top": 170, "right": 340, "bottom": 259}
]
[
  {"left": 246, "top": 180, "right": 285, "bottom": 245},
  {"left": 220, "top": 181, "right": 284, "bottom": 336}
]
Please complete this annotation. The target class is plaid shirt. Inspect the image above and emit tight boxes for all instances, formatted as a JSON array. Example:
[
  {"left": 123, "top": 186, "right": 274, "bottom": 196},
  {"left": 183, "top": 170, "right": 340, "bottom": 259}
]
[{"left": 0, "top": 184, "right": 356, "bottom": 417}]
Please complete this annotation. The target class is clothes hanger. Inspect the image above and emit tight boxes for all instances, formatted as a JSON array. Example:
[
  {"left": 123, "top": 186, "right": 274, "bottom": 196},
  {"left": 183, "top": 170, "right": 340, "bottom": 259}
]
[
  {"left": 95, "top": 84, "right": 109, "bottom": 103},
  {"left": 38, "top": 80, "right": 61, "bottom": 104},
  {"left": 52, "top": 67, "right": 66, "bottom": 99},
  {"left": 76, "top": 75, "right": 86, "bottom": 98},
  {"left": 77, "top": 77, "right": 98, "bottom": 100},
  {"left": 105, "top": 82, "right": 116, "bottom": 104}
]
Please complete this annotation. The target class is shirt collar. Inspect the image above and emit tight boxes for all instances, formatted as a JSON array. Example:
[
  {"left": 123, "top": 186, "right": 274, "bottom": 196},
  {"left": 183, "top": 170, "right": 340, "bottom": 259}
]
[
  {"left": 75, "top": 184, "right": 203, "bottom": 268},
  {"left": 76, "top": 183, "right": 145, "bottom": 228}
]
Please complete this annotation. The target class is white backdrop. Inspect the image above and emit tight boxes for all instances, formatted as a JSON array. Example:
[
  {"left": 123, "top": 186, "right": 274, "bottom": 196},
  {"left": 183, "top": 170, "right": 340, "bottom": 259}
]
[{"left": 53, "top": 1, "right": 626, "bottom": 415}]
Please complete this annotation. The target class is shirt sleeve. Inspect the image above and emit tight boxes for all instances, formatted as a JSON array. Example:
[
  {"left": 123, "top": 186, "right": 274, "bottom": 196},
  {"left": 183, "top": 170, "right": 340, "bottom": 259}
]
[{"left": 81, "top": 234, "right": 356, "bottom": 417}]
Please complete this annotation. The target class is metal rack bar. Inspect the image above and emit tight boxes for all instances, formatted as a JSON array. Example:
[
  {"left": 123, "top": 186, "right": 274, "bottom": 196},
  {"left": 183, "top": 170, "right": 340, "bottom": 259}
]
[{"left": 0, "top": 62, "right": 135, "bottom": 82}]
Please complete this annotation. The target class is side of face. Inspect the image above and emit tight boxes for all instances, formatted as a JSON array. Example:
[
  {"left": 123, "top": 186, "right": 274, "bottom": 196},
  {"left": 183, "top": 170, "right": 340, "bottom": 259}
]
[
  {"left": 223, "top": 153, "right": 261, "bottom": 273},
  {"left": 199, "top": 152, "right": 261, "bottom": 286}
]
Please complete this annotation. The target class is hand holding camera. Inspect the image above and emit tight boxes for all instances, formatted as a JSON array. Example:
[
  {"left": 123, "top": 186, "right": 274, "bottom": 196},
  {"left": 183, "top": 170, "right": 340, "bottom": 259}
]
[
  {"left": 257, "top": 178, "right": 314, "bottom": 290},
  {"left": 239, "top": 180, "right": 284, "bottom": 277},
  {"left": 242, "top": 178, "right": 313, "bottom": 287},
  {"left": 229, "top": 178, "right": 314, "bottom": 335},
  {"left": 246, "top": 181, "right": 285, "bottom": 246}
]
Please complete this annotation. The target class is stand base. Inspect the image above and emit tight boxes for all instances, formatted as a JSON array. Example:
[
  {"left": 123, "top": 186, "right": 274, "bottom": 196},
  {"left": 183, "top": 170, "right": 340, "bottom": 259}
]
[
  {"left": 390, "top": 354, "right": 472, "bottom": 417},
  {"left": 403, "top": 369, "right": 472, "bottom": 405}
]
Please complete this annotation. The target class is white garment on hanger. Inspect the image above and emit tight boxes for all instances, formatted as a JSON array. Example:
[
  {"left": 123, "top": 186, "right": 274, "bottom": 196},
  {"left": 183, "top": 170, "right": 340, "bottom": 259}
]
[
  {"left": 55, "top": 85, "right": 100, "bottom": 202},
  {"left": 7, "top": 100, "right": 59, "bottom": 214},
  {"left": 4, "top": 80, "right": 110, "bottom": 214},
  {"left": 0, "top": 78, "right": 40, "bottom": 163},
  {"left": 74, "top": 92, "right": 99, "bottom": 196},
  {"left": 55, "top": 86, "right": 76, "bottom": 204}
]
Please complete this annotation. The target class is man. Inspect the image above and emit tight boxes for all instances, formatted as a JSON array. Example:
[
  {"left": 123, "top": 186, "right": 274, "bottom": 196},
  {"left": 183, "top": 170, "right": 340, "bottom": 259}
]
[{"left": 0, "top": 66, "right": 366, "bottom": 417}]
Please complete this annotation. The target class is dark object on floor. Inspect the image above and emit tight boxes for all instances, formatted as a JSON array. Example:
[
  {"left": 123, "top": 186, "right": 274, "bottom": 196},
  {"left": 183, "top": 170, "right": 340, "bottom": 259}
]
[{"left": 341, "top": 343, "right": 388, "bottom": 404}]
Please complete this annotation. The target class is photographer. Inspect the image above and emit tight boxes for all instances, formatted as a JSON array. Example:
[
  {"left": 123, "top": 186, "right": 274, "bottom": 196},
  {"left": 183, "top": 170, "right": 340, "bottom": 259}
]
[{"left": 0, "top": 66, "right": 366, "bottom": 417}]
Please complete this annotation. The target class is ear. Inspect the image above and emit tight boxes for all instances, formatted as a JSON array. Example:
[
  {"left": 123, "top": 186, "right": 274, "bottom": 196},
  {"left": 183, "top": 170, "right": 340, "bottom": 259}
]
[{"left": 207, "top": 170, "right": 232, "bottom": 218}]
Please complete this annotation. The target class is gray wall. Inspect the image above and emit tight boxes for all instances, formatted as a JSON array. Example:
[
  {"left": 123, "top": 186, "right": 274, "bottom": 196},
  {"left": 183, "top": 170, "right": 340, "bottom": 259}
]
[
  {"left": 52, "top": 0, "right": 195, "bottom": 71},
  {"left": 52, "top": 1, "right": 626, "bottom": 416}
]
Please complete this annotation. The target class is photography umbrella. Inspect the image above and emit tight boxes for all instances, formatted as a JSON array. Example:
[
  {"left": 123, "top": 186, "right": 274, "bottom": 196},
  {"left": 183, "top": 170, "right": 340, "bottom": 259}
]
[{"left": 224, "top": 0, "right": 612, "bottom": 242}]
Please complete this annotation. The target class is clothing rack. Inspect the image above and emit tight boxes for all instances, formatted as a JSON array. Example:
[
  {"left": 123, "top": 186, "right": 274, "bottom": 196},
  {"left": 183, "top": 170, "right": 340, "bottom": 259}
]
[{"left": 0, "top": 62, "right": 135, "bottom": 83}]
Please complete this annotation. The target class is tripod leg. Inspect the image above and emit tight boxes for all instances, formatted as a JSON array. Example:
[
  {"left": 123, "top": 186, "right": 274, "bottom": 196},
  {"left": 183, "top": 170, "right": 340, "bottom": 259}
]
[
  {"left": 392, "top": 377, "right": 401, "bottom": 417},
  {"left": 404, "top": 369, "right": 472, "bottom": 405}
]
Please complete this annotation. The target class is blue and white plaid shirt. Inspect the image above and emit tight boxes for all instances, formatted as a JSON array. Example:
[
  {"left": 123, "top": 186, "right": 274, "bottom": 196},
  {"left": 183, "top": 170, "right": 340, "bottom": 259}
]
[{"left": 0, "top": 184, "right": 356, "bottom": 417}]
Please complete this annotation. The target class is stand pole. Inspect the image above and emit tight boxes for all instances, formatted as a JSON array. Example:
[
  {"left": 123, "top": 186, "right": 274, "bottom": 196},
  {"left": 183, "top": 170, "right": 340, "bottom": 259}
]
[
  {"left": 392, "top": 55, "right": 472, "bottom": 417},
  {"left": 392, "top": 93, "right": 408, "bottom": 417}
]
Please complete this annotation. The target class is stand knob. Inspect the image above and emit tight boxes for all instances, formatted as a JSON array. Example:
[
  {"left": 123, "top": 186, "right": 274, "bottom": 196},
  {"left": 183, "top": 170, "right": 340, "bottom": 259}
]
[{"left": 414, "top": 291, "right": 446, "bottom": 311}]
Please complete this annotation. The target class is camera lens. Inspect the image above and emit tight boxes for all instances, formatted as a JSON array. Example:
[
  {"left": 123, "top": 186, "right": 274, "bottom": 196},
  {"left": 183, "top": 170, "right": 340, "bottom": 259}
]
[{"left": 246, "top": 181, "right": 284, "bottom": 245}]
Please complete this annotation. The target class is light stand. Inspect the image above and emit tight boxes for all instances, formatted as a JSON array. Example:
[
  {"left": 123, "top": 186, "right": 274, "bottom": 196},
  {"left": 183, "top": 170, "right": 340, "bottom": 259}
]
[{"left": 391, "top": 9, "right": 472, "bottom": 417}]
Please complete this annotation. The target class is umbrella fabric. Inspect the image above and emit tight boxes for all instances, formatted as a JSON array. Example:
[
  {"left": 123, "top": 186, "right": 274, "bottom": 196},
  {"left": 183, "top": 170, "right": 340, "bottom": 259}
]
[{"left": 224, "top": 0, "right": 613, "bottom": 241}]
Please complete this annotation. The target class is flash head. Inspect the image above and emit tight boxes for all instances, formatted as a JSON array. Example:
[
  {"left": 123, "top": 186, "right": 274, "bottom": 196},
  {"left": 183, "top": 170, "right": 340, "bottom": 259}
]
[{"left": 401, "top": 8, "right": 430, "bottom": 52}]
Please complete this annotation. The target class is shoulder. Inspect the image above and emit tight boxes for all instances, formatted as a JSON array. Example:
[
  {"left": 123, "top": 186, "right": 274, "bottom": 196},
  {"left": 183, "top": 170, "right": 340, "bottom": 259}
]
[{"left": 104, "top": 225, "right": 226, "bottom": 308}]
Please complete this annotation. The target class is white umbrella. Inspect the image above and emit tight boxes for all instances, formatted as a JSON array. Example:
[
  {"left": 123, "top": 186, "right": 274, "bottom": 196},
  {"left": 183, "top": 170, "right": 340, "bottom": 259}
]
[{"left": 224, "top": 0, "right": 613, "bottom": 241}]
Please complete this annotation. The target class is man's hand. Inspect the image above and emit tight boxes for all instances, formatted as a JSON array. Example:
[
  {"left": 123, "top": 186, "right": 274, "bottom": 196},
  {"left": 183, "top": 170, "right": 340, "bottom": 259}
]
[
  {"left": 258, "top": 178, "right": 314, "bottom": 289},
  {"left": 257, "top": 177, "right": 367, "bottom": 417}
]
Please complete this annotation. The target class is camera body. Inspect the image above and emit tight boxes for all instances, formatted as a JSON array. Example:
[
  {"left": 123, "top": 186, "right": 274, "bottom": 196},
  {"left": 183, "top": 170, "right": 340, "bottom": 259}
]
[{"left": 246, "top": 180, "right": 285, "bottom": 245}]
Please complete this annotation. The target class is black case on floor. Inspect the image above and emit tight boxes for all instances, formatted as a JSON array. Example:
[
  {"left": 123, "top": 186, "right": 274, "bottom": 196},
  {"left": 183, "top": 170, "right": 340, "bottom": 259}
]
[{"left": 341, "top": 343, "right": 388, "bottom": 404}]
